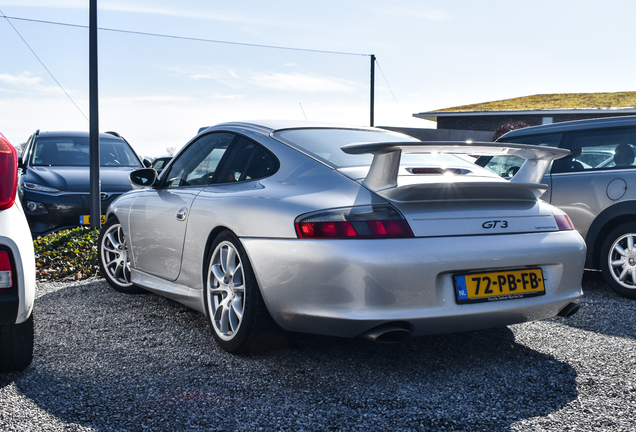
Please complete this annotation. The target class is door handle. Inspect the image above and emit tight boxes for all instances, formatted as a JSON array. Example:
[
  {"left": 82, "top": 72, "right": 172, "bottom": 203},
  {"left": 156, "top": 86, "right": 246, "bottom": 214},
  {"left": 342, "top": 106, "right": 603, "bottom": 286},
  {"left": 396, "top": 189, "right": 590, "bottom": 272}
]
[{"left": 176, "top": 207, "right": 188, "bottom": 221}]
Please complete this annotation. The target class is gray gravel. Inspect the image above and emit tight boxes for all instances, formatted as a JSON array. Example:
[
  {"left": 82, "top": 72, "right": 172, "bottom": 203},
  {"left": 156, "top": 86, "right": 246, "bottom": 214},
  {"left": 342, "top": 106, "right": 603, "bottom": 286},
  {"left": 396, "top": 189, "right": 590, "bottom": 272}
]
[{"left": 1, "top": 271, "right": 635, "bottom": 431}]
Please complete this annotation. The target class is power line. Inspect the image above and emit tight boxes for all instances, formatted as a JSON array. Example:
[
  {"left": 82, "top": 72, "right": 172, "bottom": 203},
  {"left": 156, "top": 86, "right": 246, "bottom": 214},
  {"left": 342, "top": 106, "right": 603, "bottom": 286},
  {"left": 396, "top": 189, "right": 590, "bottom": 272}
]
[
  {"left": 1, "top": 15, "right": 371, "bottom": 57},
  {"left": 375, "top": 59, "right": 402, "bottom": 114},
  {"left": 1, "top": 11, "right": 88, "bottom": 121}
]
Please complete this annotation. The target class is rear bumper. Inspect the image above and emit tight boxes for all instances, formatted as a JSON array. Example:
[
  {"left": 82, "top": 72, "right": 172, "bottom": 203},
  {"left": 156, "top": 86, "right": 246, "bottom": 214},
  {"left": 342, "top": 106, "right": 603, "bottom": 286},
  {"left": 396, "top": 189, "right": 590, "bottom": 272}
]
[
  {"left": 0, "top": 203, "right": 36, "bottom": 325},
  {"left": 242, "top": 230, "right": 586, "bottom": 337}
]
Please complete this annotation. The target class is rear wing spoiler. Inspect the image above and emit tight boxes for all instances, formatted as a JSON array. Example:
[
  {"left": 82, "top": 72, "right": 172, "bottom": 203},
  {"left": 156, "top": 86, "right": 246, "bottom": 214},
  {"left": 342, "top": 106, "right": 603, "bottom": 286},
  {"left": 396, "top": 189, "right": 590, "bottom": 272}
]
[{"left": 341, "top": 141, "right": 570, "bottom": 191}]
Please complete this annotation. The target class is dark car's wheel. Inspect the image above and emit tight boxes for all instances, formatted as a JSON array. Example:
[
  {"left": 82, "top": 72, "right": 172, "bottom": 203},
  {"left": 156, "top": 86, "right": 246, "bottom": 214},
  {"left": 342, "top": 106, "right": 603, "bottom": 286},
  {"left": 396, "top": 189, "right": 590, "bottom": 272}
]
[
  {"left": 204, "top": 230, "right": 276, "bottom": 353},
  {"left": 601, "top": 222, "right": 636, "bottom": 299},
  {"left": 98, "top": 218, "right": 144, "bottom": 294},
  {"left": 0, "top": 314, "right": 34, "bottom": 372}
]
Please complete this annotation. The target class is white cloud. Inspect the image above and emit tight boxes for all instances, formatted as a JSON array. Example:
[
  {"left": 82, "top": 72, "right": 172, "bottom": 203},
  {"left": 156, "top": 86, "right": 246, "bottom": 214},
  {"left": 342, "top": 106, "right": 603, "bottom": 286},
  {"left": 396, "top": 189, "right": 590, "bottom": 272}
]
[
  {"left": 251, "top": 72, "right": 360, "bottom": 93},
  {"left": 0, "top": 72, "right": 67, "bottom": 96},
  {"left": 0, "top": 72, "right": 43, "bottom": 87}
]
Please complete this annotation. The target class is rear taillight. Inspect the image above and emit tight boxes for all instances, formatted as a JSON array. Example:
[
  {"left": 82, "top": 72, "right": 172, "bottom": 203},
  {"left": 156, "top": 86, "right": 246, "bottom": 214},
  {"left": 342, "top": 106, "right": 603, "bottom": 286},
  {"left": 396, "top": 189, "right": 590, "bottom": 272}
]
[
  {"left": 0, "top": 250, "right": 13, "bottom": 289},
  {"left": 553, "top": 210, "right": 575, "bottom": 231},
  {"left": 295, "top": 205, "right": 413, "bottom": 239},
  {"left": 0, "top": 133, "right": 18, "bottom": 211}
]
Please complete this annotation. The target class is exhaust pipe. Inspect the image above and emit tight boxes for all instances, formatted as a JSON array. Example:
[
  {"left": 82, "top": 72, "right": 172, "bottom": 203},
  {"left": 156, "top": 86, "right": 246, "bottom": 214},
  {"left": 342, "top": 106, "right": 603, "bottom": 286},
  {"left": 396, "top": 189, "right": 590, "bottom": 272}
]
[
  {"left": 557, "top": 302, "right": 580, "bottom": 318},
  {"left": 361, "top": 323, "right": 411, "bottom": 343}
]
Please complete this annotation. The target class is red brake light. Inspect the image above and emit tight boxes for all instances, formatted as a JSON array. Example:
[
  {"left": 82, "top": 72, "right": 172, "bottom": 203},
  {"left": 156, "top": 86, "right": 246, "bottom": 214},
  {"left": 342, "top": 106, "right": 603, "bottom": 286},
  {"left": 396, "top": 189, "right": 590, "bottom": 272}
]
[
  {"left": 295, "top": 205, "right": 413, "bottom": 239},
  {"left": 0, "top": 250, "right": 13, "bottom": 289},
  {"left": 410, "top": 168, "right": 464, "bottom": 175},
  {"left": 0, "top": 133, "right": 18, "bottom": 211},
  {"left": 553, "top": 213, "right": 575, "bottom": 231}
]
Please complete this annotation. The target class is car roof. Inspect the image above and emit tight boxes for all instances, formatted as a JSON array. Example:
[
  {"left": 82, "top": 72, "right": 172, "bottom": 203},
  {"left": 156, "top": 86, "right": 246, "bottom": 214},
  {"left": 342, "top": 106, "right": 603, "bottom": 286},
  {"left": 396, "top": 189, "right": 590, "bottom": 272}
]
[
  {"left": 200, "top": 120, "right": 377, "bottom": 134},
  {"left": 36, "top": 131, "right": 125, "bottom": 140},
  {"left": 501, "top": 115, "right": 636, "bottom": 139}
]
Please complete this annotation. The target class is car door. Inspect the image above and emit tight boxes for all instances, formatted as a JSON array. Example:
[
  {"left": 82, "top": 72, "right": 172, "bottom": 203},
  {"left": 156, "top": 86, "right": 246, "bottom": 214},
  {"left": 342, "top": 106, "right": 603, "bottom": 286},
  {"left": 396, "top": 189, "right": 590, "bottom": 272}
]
[
  {"left": 128, "top": 132, "right": 236, "bottom": 280},
  {"left": 550, "top": 127, "right": 636, "bottom": 240}
]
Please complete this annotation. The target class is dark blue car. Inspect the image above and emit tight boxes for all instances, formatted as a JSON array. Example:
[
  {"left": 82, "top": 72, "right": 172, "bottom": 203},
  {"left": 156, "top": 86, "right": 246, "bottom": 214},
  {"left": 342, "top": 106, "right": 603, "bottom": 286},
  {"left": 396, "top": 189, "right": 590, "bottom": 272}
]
[{"left": 18, "top": 130, "right": 148, "bottom": 236}]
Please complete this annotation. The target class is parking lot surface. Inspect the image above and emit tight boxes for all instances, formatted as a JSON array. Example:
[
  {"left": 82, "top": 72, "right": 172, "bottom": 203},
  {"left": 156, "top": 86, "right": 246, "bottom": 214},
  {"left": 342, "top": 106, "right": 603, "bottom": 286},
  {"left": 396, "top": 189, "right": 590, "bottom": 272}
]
[{"left": 1, "top": 272, "right": 635, "bottom": 431}]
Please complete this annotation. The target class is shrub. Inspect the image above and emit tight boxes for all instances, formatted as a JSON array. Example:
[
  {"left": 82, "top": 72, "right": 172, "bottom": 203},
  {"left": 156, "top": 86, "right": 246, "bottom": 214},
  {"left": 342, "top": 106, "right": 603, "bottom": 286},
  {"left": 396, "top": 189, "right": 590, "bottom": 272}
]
[{"left": 33, "top": 227, "right": 101, "bottom": 281}]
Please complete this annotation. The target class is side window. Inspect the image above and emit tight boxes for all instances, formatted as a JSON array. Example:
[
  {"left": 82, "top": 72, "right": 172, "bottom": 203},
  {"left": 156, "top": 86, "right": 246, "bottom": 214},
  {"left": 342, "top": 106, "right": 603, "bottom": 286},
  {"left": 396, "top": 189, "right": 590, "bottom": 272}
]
[
  {"left": 485, "top": 133, "right": 563, "bottom": 177},
  {"left": 163, "top": 133, "right": 235, "bottom": 188},
  {"left": 553, "top": 128, "right": 636, "bottom": 174},
  {"left": 216, "top": 137, "right": 279, "bottom": 183}
]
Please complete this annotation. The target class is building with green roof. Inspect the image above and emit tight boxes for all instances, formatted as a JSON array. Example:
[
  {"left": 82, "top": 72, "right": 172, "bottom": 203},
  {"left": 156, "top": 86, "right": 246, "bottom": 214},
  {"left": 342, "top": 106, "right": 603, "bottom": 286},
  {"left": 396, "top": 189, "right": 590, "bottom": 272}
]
[{"left": 413, "top": 92, "right": 636, "bottom": 133}]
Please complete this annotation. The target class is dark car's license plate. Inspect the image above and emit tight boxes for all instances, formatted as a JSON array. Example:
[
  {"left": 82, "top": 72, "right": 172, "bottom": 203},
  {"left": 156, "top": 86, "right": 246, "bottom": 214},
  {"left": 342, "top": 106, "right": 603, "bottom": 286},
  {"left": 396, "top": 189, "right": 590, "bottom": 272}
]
[
  {"left": 80, "top": 215, "right": 106, "bottom": 225},
  {"left": 454, "top": 268, "right": 545, "bottom": 304}
]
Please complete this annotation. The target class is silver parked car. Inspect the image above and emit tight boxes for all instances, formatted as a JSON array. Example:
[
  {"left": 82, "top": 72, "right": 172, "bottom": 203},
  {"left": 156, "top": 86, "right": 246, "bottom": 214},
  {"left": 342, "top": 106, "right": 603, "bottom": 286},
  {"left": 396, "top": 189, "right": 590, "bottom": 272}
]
[
  {"left": 478, "top": 116, "right": 636, "bottom": 299},
  {"left": 98, "top": 121, "right": 586, "bottom": 353}
]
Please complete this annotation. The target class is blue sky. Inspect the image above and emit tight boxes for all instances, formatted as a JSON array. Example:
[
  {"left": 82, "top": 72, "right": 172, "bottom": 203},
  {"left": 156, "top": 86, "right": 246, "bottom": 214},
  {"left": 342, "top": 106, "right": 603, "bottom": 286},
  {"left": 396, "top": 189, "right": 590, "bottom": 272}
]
[{"left": 1, "top": 0, "right": 636, "bottom": 158}]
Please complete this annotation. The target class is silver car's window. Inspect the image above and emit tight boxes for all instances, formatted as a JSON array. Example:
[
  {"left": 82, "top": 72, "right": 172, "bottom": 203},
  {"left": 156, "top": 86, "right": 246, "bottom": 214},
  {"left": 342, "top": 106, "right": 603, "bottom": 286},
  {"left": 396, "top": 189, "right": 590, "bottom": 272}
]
[
  {"left": 164, "top": 133, "right": 235, "bottom": 188},
  {"left": 553, "top": 127, "right": 636, "bottom": 174},
  {"left": 216, "top": 137, "right": 279, "bottom": 183},
  {"left": 31, "top": 137, "right": 141, "bottom": 167},
  {"left": 486, "top": 133, "right": 563, "bottom": 177}
]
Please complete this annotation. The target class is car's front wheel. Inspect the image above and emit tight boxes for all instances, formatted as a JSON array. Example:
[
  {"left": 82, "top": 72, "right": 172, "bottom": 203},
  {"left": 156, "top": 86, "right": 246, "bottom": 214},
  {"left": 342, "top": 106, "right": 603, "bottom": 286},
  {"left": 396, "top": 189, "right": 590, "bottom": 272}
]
[
  {"left": 204, "top": 230, "right": 276, "bottom": 353},
  {"left": 98, "top": 218, "right": 144, "bottom": 294},
  {"left": 601, "top": 222, "right": 636, "bottom": 299}
]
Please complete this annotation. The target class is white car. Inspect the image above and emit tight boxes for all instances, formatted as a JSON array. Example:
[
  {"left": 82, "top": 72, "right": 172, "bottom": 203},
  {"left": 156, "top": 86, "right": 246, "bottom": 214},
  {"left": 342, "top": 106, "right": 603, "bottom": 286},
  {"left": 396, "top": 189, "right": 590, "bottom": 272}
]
[{"left": 0, "top": 132, "right": 36, "bottom": 372}]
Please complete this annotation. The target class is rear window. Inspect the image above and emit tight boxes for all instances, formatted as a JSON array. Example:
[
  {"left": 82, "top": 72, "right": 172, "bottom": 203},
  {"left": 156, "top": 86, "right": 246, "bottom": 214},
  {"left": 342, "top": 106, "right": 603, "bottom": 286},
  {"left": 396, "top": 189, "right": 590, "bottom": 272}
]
[
  {"left": 31, "top": 137, "right": 142, "bottom": 167},
  {"left": 273, "top": 128, "right": 474, "bottom": 169}
]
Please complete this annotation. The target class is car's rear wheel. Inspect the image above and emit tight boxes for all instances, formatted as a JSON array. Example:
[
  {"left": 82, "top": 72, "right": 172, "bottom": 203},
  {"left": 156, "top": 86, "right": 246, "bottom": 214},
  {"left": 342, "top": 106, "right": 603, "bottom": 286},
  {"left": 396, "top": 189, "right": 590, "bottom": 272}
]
[
  {"left": 0, "top": 314, "right": 34, "bottom": 372},
  {"left": 601, "top": 222, "right": 636, "bottom": 299},
  {"left": 98, "top": 218, "right": 144, "bottom": 294},
  {"left": 204, "top": 230, "right": 276, "bottom": 353}
]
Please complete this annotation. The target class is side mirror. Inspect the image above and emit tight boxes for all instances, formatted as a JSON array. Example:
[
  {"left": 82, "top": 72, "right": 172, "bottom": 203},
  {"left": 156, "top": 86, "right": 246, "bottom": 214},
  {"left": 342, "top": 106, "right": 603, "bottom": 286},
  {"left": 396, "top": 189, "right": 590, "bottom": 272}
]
[
  {"left": 143, "top": 158, "right": 152, "bottom": 168},
  {"left": 18, "top": 156, "right": 25, "bottom": 170},
  {"left": 129, "top": 168, "right": 157, "bottom": 187}
]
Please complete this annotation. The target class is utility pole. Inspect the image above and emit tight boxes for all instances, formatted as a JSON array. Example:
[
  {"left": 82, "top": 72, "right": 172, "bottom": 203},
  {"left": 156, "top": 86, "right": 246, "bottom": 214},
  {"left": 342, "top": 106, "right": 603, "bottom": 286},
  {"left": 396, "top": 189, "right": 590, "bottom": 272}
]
[
  {"left": 370, "top": 54, "right": 375, "bottom": 127},
  {"left": 89, "top": 0, "right": 101, "bottom": 229}
]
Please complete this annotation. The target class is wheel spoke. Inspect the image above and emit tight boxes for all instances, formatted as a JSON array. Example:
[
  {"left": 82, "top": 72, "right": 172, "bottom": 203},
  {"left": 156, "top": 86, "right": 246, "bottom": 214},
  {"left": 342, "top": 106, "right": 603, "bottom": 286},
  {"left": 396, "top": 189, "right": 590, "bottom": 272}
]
[
  {"left": 231, "top": 296, "right": 244, "bottom": 321},
  {"left": 225, "top": 247, "right": 237, "bottom": 276},
  {"left": 211, "top": 264, "right": 225, "bottom": 285},
  {"left": 619, "top": 267, "right": 629, "bottom": 282},
  {"left": 614, "top": 244, "right": 627, "bottom": 257},
  {"left": 628, "top": 235, "right": 635, "bottom": 251},
  {"left": 612, "top": 259, "right": 626, "bottom": 267}
]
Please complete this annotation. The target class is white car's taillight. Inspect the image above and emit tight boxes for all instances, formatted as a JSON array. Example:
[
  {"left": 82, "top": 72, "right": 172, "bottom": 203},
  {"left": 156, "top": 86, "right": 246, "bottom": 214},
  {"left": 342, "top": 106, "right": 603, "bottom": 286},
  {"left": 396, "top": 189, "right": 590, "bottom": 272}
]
[
  {"left": 0, "top": 132, "right": 18, "bottom": 211},
  {"left": 552, "top": 209, "right": 575, "bottom": 231},
  {"left": 295, "top": 205, "right": 413, "bottom": 239},
  {"left": 0, "top": 250, "right": 13, "bottom": 289}
]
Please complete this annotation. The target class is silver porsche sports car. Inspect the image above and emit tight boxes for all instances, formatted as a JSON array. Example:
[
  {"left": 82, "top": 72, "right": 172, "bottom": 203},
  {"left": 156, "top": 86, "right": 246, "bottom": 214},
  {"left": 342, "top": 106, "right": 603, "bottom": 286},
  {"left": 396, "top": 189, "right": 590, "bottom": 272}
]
[{"left": 98, "top": 121, "right": 586, "bottom": 353}]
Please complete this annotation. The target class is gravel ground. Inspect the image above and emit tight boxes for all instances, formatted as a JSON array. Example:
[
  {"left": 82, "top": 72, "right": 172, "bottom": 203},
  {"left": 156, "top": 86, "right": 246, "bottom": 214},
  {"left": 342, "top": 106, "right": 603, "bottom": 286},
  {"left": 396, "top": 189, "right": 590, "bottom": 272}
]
[{"left": 1, "top": 271, "right": 635, "bottom": 431}]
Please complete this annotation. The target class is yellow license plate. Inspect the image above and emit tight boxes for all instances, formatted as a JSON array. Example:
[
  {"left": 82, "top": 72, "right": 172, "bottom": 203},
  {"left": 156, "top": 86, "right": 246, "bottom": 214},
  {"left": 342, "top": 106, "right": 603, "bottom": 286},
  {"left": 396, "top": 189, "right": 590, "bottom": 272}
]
[
  {"left": 79, "top": 215, "right": 106, "bottom": 225},
  {"left": 454, "top": 268, "right": 545, "bottom": 304}
]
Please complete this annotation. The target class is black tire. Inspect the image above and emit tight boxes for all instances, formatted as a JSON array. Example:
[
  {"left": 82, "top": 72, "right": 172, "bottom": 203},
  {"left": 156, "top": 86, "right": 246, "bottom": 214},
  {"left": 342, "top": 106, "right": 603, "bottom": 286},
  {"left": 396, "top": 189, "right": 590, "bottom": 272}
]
[
  {"left": 98, "top": 218, "right": 145, "bottom": 294},
  {"left": 203, "top": 230, "right": 278, "bottom": 353},
  {"left": 0, "top": 314, "right": 34, "bottom": 372},
  {"left": 601, "top": 222, "right": 636, "bottom": 299}
]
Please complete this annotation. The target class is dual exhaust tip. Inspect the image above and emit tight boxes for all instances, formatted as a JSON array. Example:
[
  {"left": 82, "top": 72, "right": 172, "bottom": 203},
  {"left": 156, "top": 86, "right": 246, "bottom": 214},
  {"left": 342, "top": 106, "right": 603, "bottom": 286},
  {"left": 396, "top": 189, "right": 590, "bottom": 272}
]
[{"left": 361, "top": 303, "right": 580, "bottom": 343}]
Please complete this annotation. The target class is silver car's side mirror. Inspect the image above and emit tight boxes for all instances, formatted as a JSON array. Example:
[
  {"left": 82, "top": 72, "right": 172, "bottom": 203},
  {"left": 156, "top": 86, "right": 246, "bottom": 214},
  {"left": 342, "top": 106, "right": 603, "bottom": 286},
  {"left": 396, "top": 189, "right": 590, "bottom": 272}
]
[{"left": 129, "top": 168, "right": 157, "bottom": 187}]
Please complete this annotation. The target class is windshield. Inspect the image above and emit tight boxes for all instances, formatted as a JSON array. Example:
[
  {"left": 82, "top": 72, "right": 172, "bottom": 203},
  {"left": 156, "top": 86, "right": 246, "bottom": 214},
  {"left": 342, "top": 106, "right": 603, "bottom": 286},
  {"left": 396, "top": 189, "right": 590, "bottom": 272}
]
[
  {"left": 31, "top": 137, "right": 142, "bottom": 167},
  {"left": 273, "top": 127, "right": 477, "bottom": 169}
]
